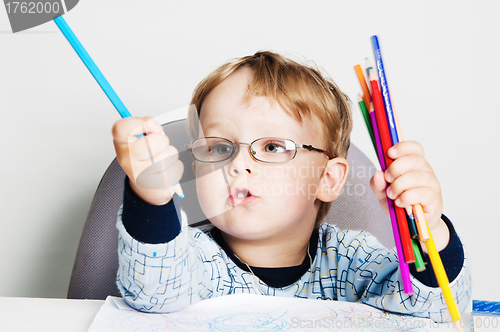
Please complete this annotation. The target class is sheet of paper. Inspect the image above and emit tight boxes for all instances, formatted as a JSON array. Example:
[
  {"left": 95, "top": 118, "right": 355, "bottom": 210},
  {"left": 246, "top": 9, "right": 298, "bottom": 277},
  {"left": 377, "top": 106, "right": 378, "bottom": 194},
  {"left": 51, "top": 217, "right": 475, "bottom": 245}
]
[{"left": 88, "top": 294, "right": 457, "bottom": 331}]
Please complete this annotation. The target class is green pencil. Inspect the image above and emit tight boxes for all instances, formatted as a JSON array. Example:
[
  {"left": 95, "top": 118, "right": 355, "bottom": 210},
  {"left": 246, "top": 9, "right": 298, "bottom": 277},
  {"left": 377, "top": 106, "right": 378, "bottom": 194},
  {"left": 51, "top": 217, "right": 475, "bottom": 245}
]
[
  {"left": 412, "top": 238, "right": 426, "bottom": 272},
  {"left": 357, "top": 94, "right": 376, "bottom": 153}
]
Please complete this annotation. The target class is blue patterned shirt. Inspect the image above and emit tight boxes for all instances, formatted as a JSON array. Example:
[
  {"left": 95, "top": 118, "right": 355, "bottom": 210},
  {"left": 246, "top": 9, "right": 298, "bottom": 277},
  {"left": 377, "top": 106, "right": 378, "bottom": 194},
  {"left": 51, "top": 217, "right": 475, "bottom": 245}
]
[{"left": 116, "top": 191, "right": 471, "bottom": 323}]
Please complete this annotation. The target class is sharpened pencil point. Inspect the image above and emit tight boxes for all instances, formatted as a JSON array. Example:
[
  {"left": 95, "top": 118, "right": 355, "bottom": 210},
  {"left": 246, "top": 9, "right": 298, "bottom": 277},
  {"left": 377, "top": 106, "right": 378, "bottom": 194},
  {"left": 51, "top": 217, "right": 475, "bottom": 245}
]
[
  {"left": 357, "top": 93, "right": 363, "bottom": 103},
  {"left": 369, "top": 68, "right": 377, "bottom": 82},
  {"left": 173, "top": 182, "right": 184, "bottom": 199}
]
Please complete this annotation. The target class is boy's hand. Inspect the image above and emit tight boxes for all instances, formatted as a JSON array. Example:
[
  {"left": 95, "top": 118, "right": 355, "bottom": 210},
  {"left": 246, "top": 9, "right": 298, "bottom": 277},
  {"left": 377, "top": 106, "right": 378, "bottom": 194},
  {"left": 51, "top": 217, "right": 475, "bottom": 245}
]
[
  {"left": 112, "top": 117, "right": 184, "bottom": 205},
  {"left": 369, "top": 141, "right": 449, "bottom": 250}
]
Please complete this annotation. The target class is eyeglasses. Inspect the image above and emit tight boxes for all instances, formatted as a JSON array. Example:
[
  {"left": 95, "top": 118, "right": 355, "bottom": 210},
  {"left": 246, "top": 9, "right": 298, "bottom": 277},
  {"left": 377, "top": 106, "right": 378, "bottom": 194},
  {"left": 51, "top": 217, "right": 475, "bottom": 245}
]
[{"left": 186, "top": 137, "right": 334, "bottom": 163}]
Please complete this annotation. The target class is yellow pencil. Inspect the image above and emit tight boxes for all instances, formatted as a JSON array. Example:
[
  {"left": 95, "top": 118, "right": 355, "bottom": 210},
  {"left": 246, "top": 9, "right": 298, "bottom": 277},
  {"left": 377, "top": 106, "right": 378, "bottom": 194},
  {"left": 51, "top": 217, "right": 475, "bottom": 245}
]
[
  {"left": 389, "top": 90, "right": 460, "bottom": 329},
  {"left": 422, "top": 215, "right": 462, "bottom": 330}
]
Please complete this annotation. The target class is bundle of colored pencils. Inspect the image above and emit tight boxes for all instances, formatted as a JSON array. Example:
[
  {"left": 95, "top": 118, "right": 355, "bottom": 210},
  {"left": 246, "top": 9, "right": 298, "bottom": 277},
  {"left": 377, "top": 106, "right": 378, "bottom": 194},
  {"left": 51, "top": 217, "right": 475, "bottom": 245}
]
[{"left": 354, "top": 35, "right": 462, "bottom": 328}]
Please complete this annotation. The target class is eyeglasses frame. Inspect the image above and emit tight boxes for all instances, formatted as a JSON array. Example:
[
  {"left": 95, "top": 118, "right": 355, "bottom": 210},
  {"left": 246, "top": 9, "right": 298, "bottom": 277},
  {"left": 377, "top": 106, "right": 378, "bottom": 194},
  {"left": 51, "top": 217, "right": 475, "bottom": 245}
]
[{"left": 185, "top": 136, "right": 334, "bottom": 164}]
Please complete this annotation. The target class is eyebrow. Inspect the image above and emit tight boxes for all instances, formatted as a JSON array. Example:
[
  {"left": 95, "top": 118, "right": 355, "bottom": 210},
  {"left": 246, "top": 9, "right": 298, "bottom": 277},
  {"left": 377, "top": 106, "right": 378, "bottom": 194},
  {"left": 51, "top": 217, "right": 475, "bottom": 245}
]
[
  {"left": 202, "top": 122, "right": 219, "bottom": 131},
  {"left": 200, "top": 122, "right": 225, "bottom": 137},
  {"left": 201, "top": 120, "right": 310, "bottom": 145}
]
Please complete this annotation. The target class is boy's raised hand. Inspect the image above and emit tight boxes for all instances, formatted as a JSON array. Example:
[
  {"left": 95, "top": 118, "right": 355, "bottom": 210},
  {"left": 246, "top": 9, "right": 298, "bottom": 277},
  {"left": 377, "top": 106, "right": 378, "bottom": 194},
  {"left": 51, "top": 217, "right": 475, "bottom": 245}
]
[
  {"left": 369, "top": 141, "right": 450, "bottom": 250},
  {"left": 112, "top": 117, "right": 184, "bottom": 205}
]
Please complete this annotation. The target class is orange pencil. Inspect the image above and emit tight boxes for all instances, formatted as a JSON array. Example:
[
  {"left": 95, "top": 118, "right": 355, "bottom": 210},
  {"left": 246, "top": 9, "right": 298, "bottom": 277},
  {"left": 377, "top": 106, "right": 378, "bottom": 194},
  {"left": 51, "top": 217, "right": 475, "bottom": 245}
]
[{"left": 354, "top": 64, "right": 371, "bottom": 108}]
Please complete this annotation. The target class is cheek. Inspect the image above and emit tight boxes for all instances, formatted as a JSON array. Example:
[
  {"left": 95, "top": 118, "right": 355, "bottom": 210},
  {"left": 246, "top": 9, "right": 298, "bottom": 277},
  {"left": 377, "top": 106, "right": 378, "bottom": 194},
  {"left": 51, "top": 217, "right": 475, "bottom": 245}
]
[
  {"left": 250, "top": 164, "right": 323, "bottom": 200},
  {"left": 195, "top": 167, "right": 229, "bottom": 217}
]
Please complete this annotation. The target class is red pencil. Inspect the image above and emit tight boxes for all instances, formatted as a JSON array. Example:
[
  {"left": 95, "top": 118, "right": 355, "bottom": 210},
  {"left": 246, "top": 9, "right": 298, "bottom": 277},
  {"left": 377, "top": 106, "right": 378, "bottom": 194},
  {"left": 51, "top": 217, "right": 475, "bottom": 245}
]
[{"left": 369, "top": 69, "right": 415, "bottom": 264}]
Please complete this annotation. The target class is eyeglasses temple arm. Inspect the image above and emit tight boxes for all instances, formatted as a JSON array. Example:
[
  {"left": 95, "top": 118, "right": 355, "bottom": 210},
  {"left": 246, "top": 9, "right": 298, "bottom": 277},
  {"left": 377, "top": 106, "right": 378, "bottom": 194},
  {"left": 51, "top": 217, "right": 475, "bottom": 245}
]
[{"left": 299, "top": 144, "right": 334, "bottom": 159}]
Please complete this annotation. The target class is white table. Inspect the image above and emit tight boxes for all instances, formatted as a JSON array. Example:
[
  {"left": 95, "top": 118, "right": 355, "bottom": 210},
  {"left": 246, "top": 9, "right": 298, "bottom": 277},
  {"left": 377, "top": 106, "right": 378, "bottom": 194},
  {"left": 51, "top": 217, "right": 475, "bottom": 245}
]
[
  {"left": 0, "top": 297, "right": 104, "bottom": 332},
  {"left": 0, "top": 296, "right": 497, "bottom": 331}
]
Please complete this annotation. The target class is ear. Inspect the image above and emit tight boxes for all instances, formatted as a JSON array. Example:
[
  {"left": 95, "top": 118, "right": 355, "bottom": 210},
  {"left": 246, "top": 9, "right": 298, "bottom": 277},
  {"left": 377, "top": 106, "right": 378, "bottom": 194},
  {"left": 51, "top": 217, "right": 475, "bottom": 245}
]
[{"left": 316, "top": 157, "right": 349, "bottom": 202}]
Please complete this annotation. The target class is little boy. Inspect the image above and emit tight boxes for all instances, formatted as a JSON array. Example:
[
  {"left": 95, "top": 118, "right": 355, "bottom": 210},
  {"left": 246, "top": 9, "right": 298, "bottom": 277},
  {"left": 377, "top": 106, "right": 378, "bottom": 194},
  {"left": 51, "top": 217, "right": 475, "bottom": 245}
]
[{"left": 112, "top": 51, "right": 470, "bottom": 323}]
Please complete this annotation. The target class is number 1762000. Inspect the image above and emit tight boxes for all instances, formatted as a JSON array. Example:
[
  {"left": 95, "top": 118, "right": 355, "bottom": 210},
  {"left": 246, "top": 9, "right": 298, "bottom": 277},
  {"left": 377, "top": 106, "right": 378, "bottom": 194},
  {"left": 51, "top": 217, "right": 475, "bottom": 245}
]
[{"left": 5, "top": 1, "right": 60, "bottom": 14}]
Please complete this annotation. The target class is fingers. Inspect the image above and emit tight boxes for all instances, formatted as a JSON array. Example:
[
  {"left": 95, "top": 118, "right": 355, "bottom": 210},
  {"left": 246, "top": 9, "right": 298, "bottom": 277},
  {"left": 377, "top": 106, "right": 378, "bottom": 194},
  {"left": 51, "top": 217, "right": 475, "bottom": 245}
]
[
  {"left": 385, "top": 146, "right": 433, "bottom": 183},
  {"left": 370, "top": 171, "right": 387, "bottom": 201},
  {"left": 370, "top": 171, "right": 389, "bottom": 217},
  {"left": 390, "top": 186, "right": 442, "bottom": 211},
  {"left": 113, "top": 117, "right": 168, "bottom": 165},
  {"left": 386, "top": 171, "right": 441, "bottom": 206},
  {"left": 112, "top": 116, "right": 165, "bottom": 145},
  {"left": 136, "top": 159, "right": 185, "bottom": 190},
  {"left": 387, "top": 140, "right": 425, "bottom": 159},
  {"left": 373, "top": 141, "right": 443, "bottom": 229},
  {"left": 128, "top": 144, "right": 180, "bottom": 180},
  {"left": 111, "top": 116, "right": 181, "bottom": 186},
  {"left": 130, "top": 134, "right": 173, "bottom": 163},
  {"left": 384, "top": 141, "right": 439, "bottom": 209}
]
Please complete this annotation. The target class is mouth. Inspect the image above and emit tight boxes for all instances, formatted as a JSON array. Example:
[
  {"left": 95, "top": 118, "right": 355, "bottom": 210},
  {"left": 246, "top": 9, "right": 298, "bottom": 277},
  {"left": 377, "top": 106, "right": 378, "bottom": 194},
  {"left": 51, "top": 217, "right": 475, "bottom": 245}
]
[{"left": 229, "top": 188, "right": 256, "bottom": 206}]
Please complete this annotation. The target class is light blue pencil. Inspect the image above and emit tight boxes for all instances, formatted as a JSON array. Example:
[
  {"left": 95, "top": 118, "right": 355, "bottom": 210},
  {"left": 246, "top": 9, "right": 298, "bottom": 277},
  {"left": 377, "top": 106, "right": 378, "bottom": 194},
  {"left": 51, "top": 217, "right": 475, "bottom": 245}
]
[
  {"left": 54, "top": 16, "right": 131, "bottom": 118},
  {"left": 54, "top": 15, "right": 183, "bottom": 198}
]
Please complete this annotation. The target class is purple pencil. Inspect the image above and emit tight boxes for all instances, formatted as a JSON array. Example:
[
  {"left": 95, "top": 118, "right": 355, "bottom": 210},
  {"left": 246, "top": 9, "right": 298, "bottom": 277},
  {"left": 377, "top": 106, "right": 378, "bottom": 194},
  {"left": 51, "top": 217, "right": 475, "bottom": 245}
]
[{"left": 369, "top": 105, "right": 413, "bottom": 294}]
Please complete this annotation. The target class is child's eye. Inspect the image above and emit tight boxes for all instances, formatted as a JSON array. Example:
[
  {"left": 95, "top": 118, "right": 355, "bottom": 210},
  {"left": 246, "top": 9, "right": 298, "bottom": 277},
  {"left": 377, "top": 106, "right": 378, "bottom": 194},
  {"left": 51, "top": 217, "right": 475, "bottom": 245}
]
[
  {"left": 264, "top": 142, "right": 286, "bottom": 154},
  {"left": 210, "top": 143, "right": 233, "bottom": 155}
]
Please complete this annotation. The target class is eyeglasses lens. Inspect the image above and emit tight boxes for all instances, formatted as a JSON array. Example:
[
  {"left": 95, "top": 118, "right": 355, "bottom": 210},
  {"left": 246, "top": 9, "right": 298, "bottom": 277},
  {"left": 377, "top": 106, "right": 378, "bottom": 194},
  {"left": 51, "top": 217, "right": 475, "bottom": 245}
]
[{"left": 251, "top": 138, "right": 296, "bottom": 162}]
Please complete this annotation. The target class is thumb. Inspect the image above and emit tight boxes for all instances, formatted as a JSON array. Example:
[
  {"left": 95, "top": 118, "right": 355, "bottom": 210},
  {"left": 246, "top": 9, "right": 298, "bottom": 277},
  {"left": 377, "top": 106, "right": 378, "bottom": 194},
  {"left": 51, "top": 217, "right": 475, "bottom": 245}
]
[
  {"left": 370, "top": 171, "right": 387, "bottom": 201},
  {"left": 370, "top": 171, "right": 390, "bottom": 217}
]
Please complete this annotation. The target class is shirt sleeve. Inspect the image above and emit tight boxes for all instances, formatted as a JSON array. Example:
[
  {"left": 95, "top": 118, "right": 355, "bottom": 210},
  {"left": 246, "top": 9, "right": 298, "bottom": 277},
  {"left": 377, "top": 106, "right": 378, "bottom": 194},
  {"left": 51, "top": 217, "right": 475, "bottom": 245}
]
[
  {"left": 409, "top": 214, "right": 464, "bottom": 287},
  {"left": 121, "top": 177, "right": 181, "bottom": 244},
  {"left": 116, "top": 178, "right": 222, "bottom": 313},
  {"left": 331, "top": 222, "right": 471, "bottom": 323}
]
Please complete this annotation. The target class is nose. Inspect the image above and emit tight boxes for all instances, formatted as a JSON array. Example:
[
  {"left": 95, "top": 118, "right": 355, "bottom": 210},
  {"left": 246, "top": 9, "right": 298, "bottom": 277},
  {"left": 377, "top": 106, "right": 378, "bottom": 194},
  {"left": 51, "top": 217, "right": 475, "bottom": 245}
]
[{"left": 228, "top": 143, "right": 253, "bottom": 176}]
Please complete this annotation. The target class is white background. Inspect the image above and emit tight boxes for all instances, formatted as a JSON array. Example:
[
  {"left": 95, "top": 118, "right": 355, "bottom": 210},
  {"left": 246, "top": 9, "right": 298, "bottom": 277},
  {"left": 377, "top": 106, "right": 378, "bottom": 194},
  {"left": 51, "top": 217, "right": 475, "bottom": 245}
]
[{"left": 1, "top": 0, "right": 499, "bottom": 302}]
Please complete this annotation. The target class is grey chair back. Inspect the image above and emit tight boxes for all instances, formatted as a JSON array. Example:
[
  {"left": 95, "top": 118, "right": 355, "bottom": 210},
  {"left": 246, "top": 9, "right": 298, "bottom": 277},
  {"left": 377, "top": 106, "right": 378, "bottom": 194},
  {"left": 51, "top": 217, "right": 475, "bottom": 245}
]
[{"left": 67, "top": 119, "right": 392, "bottom": 300}]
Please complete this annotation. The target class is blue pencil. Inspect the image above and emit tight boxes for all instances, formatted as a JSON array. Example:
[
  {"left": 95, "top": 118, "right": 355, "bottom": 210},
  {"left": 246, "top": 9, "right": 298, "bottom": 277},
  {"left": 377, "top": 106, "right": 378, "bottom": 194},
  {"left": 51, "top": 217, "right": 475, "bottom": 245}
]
[
  {"left": 53, "top": 15, "right": 184, "bottom": 198},
  {"left": 371, "top": 35, "right": 399, "bottom": 145},
  {"left": 54, "top": 16, "right": 132, "bottom": 118}
]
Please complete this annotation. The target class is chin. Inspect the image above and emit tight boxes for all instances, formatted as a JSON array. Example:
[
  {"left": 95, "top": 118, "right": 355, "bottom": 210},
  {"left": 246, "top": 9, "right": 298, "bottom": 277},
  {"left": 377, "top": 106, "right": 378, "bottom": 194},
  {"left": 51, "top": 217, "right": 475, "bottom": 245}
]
[
  {"left": 210, "top": 215, "right": 260, "bottom": 235},
  {"left": 219, "top": 219, "right": 288, "bottom": 242}
]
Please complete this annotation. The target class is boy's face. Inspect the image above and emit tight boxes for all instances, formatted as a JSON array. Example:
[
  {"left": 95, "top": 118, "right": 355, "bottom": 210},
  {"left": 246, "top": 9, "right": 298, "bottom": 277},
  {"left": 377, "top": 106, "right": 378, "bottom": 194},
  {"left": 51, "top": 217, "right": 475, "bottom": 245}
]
[{"left": 193, "top": 68, "right": 333, "bottom": 242}]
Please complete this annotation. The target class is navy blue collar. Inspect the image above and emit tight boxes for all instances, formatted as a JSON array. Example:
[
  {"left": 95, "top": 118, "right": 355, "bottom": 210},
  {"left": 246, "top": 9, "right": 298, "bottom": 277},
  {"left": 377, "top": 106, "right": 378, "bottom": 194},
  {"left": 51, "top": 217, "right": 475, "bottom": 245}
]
[{"left": 210, "top": 227, "right": 318, "bottom": 288}]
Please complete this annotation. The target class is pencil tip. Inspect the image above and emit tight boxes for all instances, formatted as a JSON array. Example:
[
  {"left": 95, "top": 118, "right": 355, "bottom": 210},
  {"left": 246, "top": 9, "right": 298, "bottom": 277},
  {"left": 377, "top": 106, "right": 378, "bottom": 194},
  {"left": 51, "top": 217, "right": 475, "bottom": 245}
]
[
  {"left": 369, "top": 69, "right": 377, "bottom": 81},
  {"left": 173, "top": 182, "right": 184, "bottom": 199}
]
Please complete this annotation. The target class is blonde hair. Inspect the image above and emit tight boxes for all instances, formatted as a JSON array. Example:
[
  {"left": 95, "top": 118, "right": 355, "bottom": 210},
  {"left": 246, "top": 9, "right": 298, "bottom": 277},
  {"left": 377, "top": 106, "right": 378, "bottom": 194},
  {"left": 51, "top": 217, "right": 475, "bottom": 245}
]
[{"left": 188, "top": 51, "right": 352, "bottom": 228}]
